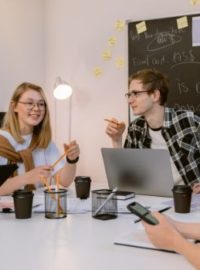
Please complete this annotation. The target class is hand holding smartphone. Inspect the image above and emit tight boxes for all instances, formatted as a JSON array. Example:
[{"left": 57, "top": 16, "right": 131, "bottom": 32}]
[{"left": 127, "top": 202, "right": 159, "bottom": 225}]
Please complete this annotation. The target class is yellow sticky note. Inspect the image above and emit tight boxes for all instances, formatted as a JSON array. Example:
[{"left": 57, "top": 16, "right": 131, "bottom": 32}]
[
  {"left": 190, "top": 0, "right": 200, "bottom": 5},
  {"left": 108, "top": 37, "right": 117, "bottom": 47},
  {"left": 102, "top": 50, "right": 112, "bottom": 60},
  {"left": 94, "top": 67, "right": 103, "bottom": 77},
  {"left": 136, "top": 21, "right": 147, "bottom": 34},
  {"left": 177, "top": 16, "right": 188, "bottom": 29},
  {"left": 115, "top": 57, "right": 125, "bottom": 68},
  {"left": 115, "top": 20, "right": 125, "bottom": 31}
]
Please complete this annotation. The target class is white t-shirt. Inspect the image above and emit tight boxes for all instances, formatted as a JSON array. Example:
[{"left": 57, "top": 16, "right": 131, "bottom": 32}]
[
  {"left": 149, "top": 128, "right": 184, "bottom": 185},
  {"left": 0, "top": 130, "right": 65, "bottom": 187}
]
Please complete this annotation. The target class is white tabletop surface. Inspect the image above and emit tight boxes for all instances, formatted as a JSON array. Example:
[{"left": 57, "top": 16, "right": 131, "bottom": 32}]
[{"left": 0, "top": 190, "right": 199, "bottom": 270}]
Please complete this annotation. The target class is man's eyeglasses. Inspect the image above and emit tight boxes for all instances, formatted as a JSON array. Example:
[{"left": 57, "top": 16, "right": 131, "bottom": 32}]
[
  {"left": 18, "top": 100, "right": 46, "bottom": 111},
  {"left": 125, "top": 90, "right": 150, "bottom": 99}
]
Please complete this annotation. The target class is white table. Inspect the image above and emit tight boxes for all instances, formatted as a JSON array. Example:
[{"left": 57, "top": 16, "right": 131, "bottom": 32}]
[{"left": 0, "top": 194, "right": 198, "bottom": 270}]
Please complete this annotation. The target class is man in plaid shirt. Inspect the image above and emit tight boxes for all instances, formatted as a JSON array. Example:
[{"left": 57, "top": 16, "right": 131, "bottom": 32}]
[{"left": 106, "top": 68, "right": 200, "bottom": 193}]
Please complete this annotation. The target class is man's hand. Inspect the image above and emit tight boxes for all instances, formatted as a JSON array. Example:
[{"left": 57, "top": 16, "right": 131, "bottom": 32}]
[{"left": 105, "top": 117, "right": 126, "bottom": 146}]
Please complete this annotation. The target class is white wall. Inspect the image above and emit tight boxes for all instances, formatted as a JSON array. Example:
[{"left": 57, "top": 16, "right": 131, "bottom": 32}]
[
  {"left": 44, "top": 0, "right": 199, "bottom": 185},
  {"left": 0, "top": 0, "right": 199, "bottom": 186},
  {"left": 0, "top": 0, "right": 45, "bottom": 111}
]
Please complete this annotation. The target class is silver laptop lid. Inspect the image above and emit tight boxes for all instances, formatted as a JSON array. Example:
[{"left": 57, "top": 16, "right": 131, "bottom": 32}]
[{"left": 101, "top": 148, "right": 174, "bottom": 197}]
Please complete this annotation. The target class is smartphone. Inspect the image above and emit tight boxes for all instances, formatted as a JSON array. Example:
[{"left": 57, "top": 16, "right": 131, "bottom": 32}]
[{"left": 127, "top": 202, "right": 159, "bottom": 225}]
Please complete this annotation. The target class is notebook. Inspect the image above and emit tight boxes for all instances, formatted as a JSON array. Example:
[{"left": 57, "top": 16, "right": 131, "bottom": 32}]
[
  {"left": 114, "top": 228, "right": 196, "bottom": 253},
  {"left": 114, "top": 229, "right": 176, "bottom": 253},
  {"left": 101, "top": 148, "right": 174, "bottom": 197}
]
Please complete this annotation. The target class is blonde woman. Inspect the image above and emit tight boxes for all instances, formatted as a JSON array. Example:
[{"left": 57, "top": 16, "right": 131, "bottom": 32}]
[{"left": 0, "top": 82, "right": 80, "bottom": 195}]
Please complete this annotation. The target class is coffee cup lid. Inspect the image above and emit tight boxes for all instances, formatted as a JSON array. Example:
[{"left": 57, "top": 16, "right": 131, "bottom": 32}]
[
  {"left": 172, "top": 185, "right": 192, "bottom": 193},
  {"left": 13, "top": 189, "right": 33, "bottom": 197},
  {"left": 74, "top": 176, "right": 91, "bottom": 182}
]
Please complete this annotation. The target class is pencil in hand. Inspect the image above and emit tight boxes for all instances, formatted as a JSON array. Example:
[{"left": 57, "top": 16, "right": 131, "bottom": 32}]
[
  {"left": 104, "top": 118, "right": 121, "bottom": 126},
  {"left": 50, "top": 146, "right": 69, "bottom": 169},
  {"left": 55, "top": 174, "right": 60, "bottom": 191},
  {"left": 40, "top": 175, "right": 51, "bottom": 192}
]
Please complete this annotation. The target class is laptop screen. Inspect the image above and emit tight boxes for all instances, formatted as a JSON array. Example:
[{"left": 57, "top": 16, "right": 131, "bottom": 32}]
[{"left": 101, "top": 148, "right": 174, "bottom": 197}]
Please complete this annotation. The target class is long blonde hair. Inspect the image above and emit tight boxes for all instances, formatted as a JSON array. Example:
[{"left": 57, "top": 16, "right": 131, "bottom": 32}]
[{"left": 3, "top": 82, "right": 52, "bottom": 149}]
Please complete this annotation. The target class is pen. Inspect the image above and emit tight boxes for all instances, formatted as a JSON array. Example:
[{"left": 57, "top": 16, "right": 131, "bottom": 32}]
[
  {"left": 134, "top": 206, "right": 171, "bottom": 223},
  {"left": 32, "top": 203, "right": 42, "bottom": 209},
  {"left": 93, "top": 187, "right": 118, "bottom": 217},
  {"left": 158, "top": 206, "right": 171, "bottom": 214}
]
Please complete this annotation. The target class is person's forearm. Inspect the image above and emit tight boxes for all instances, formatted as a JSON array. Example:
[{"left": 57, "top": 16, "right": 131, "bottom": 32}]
[
  {"left": 112, "top": 138, "right": 123, "bottom": 148},
  {"left": 175, "top": 238, "right": 200, "bottom": 269},
  {"left": 0, "top": 175, "right": 26, "bottom": 196},
  {"left": 59, "top": 163, "right": 77, "bottom": 187},
  {"left": 175, "top": 222, "right": 200, "bottom": 239}
]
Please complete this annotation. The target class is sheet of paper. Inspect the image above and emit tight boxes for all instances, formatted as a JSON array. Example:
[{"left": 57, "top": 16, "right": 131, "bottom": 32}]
[
  {"left": 33, "top": 197, "right": 92, "bottom": 214},
  {"left": 67, "top": 198, "right": 91, "bottom": 213},
  {"left": 0, "top": 195, "right": 42, "bottom": 212},
  {"left": 114, "top": 230, "right": 176, "bottom": 252},
  {"left": 114, "top": 229, "right": 194, "bottom": 252},
  {"left": 192, "top": 16, "right": 200, "bottom": 46},
  {"left": 161, "top": 194, "right": 200, "bottom": 210}
]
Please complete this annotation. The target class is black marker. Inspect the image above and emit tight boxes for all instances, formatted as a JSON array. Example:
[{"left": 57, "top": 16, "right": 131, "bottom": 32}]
[
  {"left": 2, "top": 207, "right": 13, "bottom": 213},
  {"left": 158, "top": 206, "right": 171, "bottom": 214}
]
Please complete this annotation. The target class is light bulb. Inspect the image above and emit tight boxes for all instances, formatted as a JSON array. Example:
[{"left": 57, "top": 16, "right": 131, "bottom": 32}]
[{"left": 53, "top": 83, "right": 72, "bottom": 100}]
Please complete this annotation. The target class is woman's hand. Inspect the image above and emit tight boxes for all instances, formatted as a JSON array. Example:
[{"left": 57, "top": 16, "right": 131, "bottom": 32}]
[
  {"left": 64, "top": 140, "right": 80, "bottom": 162},
  {"left": 192, "top": 182, "right": 200, "bottom": 194},
  {"left": 142, "top": 212, "right": 183, "bottom": 251},
  {"left": 24, "top": 165, "right": 52, "bottom": 185}
]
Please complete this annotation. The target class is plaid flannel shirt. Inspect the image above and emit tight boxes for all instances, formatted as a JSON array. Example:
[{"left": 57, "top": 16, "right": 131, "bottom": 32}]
[{"left": 124, "top": 107, "right": 200, "bottom": 186}]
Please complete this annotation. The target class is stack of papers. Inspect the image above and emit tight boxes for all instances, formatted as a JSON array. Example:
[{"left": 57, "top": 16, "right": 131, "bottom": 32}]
[
  {"left": 0, "top": 195, "right": 135, "bottom": 214},
  {"left": 67, "top": 198, "right": 91, "bottom": 213}
]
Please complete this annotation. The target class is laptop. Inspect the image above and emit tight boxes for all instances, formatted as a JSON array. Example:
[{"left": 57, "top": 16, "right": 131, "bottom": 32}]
[{"left": 101, "top": 148, "right": 174, "bottom": 197}]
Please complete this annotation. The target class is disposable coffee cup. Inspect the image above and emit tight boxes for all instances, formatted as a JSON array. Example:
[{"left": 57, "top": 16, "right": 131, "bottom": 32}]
[
  {"left": 74, "top": 176, "right": 91, "bottom": 199},
  {"left": 13, "top": 190, "right": 34, "bottom": 219},
  {"left": 44, "top": 188, "right": 67, "bottom": 219},
  {"left": 92, "top": 189, "right": 118, "bottom": 220},
  {"left": 172, "top": 185, "right": 192, "bottom": 213}
]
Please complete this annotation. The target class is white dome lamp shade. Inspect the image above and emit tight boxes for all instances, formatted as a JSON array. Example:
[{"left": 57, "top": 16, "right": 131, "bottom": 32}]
[{"left": 53, "top": 77, "right": 72, "bottom": 100}]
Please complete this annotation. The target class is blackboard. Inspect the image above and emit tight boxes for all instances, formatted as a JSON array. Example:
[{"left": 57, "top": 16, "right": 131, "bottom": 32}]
[{"left": 128, "top": 14, "right": 200, "bottom": 114}]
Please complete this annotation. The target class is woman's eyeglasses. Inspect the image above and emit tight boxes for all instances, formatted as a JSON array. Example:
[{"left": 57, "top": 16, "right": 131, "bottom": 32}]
[{"left": 17, "top": 100, "right": 46, "bottom": 111}]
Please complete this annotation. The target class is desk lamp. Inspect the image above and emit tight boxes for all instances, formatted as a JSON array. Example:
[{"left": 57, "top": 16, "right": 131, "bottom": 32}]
[
  {"left": 53, "top": 77, "right": 72, "bottom": 100},
  {"left": 53, "top": 77, "right": 73, "bottom": 142}
]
